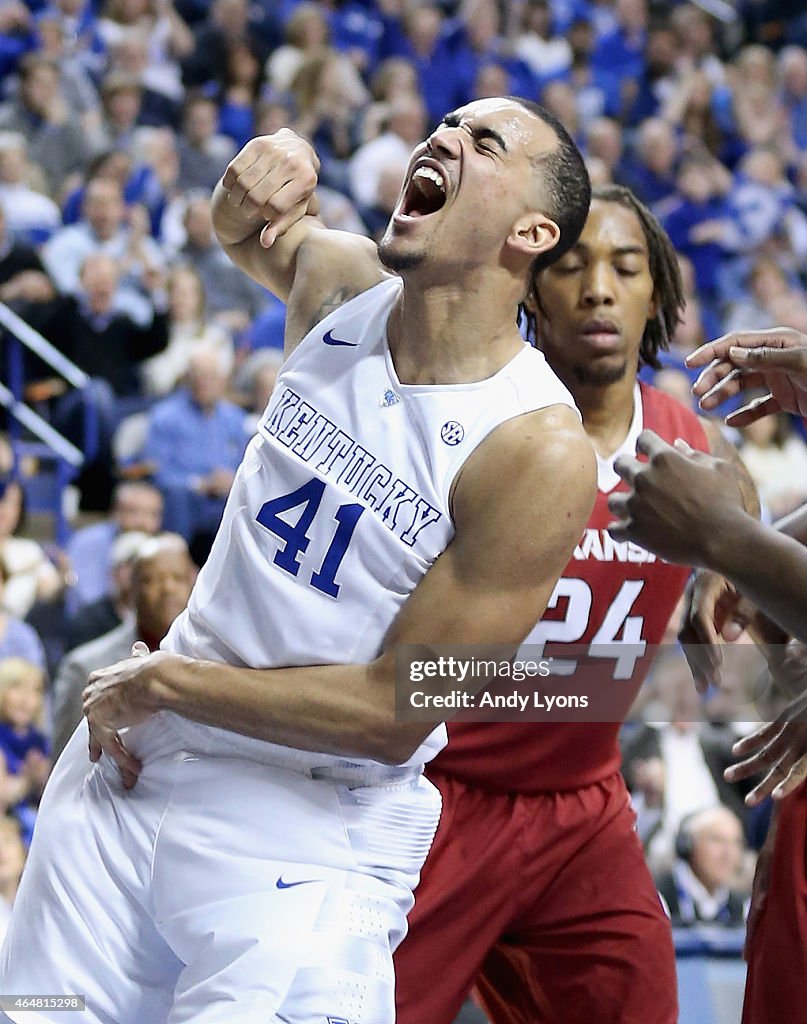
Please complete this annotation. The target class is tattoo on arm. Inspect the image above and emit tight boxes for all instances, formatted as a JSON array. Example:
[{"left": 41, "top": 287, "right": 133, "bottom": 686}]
[{"left": 305, "top": 287, "right": 363, "bottom": 335}]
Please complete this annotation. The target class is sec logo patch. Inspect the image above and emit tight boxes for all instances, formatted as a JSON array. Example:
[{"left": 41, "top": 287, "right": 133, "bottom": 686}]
[{"left": 440, "top": 421, "right": 465, "bottom": 446}]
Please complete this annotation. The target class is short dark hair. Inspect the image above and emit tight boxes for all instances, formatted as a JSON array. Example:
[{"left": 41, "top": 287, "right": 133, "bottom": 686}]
[
  {"left": 508, "top": 97, "right": 592, "bottom": 274},
  {"left": 525, "top": 183, "right": 684, "bottom": 369}
]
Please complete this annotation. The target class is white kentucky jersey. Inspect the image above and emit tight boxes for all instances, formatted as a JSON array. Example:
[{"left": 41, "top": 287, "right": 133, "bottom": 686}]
[{"left": 162, "top": 276, "right": 578, "bottom": 771}]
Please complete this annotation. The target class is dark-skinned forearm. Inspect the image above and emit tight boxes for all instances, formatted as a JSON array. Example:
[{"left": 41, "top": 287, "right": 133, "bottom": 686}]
[
  {"left": 775, "top": 502, "right": 807, "bottom": 547},
  {"left": 148, "top": 653, "right": 427, "bottom": 765},
  {"left": 709, "top": 512, "right": 807, "bottom": 643}
]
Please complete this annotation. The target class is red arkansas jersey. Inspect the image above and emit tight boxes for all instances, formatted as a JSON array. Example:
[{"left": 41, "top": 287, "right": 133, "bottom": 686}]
[{"left": 433, "top": 382, "right": 710, "bottom": 793}]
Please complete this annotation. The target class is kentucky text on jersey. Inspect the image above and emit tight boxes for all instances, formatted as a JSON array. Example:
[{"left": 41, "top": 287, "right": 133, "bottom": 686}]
[
  {"left": 573, "top": 528, "right": 657, "bottom": 563},
  {"left": 263, "top": 385, "right": 443, "bottom": 548}
]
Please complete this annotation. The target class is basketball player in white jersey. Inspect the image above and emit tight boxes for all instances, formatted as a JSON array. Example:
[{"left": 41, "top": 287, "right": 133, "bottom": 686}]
[{"left": 0, "top": 98, "right": 596, "bottom": 1024}]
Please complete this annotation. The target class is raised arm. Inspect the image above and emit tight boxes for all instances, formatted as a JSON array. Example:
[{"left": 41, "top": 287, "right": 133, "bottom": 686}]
[
  {"left": 83, "top": 406, "right": 596, "bottom": 782},
  {"left": 212, "top": 129, "right": 386, "bottom": 353},
  {"left": 608, "top": 430, "right": 807, "bottom": 645}
]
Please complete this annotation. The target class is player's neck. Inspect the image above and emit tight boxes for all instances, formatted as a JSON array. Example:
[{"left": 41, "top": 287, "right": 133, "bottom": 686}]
[
  {"left": 387, "top": 278, "right": 524, "bottom": 384},
  {"left": 575, "top": 373, "right": 637, "bottom": 459}
]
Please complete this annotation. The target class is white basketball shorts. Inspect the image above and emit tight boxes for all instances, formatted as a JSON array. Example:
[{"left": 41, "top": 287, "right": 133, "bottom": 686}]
[{"left": 0, "top": 714, "right": 441, "bottom": 1024}]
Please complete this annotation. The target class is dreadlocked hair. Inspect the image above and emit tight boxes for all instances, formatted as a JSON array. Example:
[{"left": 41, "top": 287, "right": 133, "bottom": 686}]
[{"left": 521, "top": 183, "right": 685, "bottom": 370}]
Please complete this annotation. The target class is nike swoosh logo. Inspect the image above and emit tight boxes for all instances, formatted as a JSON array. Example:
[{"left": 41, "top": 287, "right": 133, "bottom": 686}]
[
  {"left": 276, "top": 876, "right": 321, "bottom": 889},
  {"left": 323, "top": 330, "right": 358, "bottom": 347}
]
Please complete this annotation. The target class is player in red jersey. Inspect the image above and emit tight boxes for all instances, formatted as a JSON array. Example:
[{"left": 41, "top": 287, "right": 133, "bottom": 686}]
[{"left": 394, "top": 185, "right": 757, "bottom": 1024}]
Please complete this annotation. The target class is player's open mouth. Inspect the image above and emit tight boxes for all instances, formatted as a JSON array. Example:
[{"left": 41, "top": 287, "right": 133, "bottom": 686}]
[{"left": 397, "top": 160, "right": 448, "bottom": 220}]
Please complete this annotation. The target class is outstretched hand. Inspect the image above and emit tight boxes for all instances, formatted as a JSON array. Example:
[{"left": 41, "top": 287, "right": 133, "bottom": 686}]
[
  {"left": 606, "top": 430, "right": 745, "bottom": 567},
  {"left": 686, "top": 328, "right": 807, "bottom": 426},
  {"left": 221, "top": 129, "right": 320, "bottom": 249},
  {"left": 725, "top": 640, "right": 807, "bottom": 806}
]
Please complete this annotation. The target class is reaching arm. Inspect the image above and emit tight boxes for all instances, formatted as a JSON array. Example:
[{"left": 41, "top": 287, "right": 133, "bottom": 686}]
[
  {"left": 608, "top": 431, "right": 807, "bottom": 645},
  {"left": 83, "top": 406, "right": 596, "bottom": 781},
  {"left": 211, "top": 129, "right": 385, "bottom": 355},
  {"left": 677, "top": 417, "right": 760, "bottom": 689}
]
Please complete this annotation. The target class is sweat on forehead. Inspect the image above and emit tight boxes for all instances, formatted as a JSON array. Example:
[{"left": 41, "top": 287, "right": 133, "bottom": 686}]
[{"left": 444, "top": 98, "right": 556, "bottom": 150}]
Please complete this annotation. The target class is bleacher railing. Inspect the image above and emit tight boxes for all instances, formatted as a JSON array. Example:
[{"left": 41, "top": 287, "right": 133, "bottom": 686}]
[{"left": 0, "top": 302, "right": 99, "bottom": 544}]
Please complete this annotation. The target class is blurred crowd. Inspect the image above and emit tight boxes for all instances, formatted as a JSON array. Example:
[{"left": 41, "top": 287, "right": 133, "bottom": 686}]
[{"left": 2, "top": 0, "right": 807, "bottom": 944}]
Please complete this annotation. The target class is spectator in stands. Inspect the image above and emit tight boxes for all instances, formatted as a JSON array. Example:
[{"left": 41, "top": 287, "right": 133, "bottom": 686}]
[
  {"left": 176, "top": 94, "right": 235, "bottom": 193},
  {"left": 584, "top": 117, "right": 629, "bottom": 185},
  {"left": 289, "top": 49, "right": 368, "bottom": 194},
  {"left": 33, "top": 7, "right": 103, "bottom": 135},
  {"left": 0, "top": 657, "right": 49, "bottom": 846},
  {"left": 36, "top": 0, "right": 106, "bottom": 82},
  {"left": 671, "top": 3, "right": 727, "bottom": 86},
  {"left": 0, "top": 205, "right": 54, "bottom": 306},
  {"left": 662, "top": 70, "right": 741, "bottom": 167},
  {"left": 659, "top": 153, "right": 731, "bottom": 308},
  {"left": 355, "top": 156, "right": 409, "bottom": 240},
  {"left": 0, "top": 815, "right": 25, "bottom": 946},
  {"left": 104, "top": 33, "right": 181, "bottom": 129},
  {"left": 622, "top": 651, "right": 748, "bottom": 872},
  {"left": 539, "top": 79, "right": 582, "bottom": 145},
  {"left": 181, "top": 0, "right": 274, "bottom": 92},
  {"left": 51, "top": 532, "right": 195, "bottom": 757},
  {"left": 348, "top": 95, "right": 425, "bottom": 212},
  {"left": 779, "top": 45, "right": 807, "bottom": 149},
  {"left": 96, "top": 0, "right": 193, "bottom": 108},
  {"left": 656, "top": 807, "right": 748, "bottom": 927},
  {"left": 0, "top": 561, "right": 46, "bottom": 671},
  {"left": 722, "top": 148, "right": 807, "bottom": 279},
  {"left": 591, "top": 0, "right": 649, "bottom": 109},
  {"left": 178, "top": 193, "right": 267, "bottom": 334},
  {"left": 731, "top": 44, "right": 791, "bottom": 155},
  {"left": 739, "top": 411, "right": 807, "bottom": 519},
  {"left": 65, "top": 479, "right": 162, "bottom": 613},
  {"left": 621, "top": 117, "right": 679, "bottom": 207},
  {"left": 451, "top": 0, "right": 536, "bottom": 103},
  {"left": 143, "top": 349, "right": 247, "bottom": 557},
  {"left": 513, "top": 0, "right": 571, "bottom": 82},
  {"left": 66, "top": 529, "right": 148, "bottom": 651},
  {"left": 552, "top": 15, "right": 622, "bottom": 132},
  {"left": 21, "top": 251, "right": 168, "bottom": 506},
  {"left": 24, "top": 250, "right": 168, "bottom": 403},
  {"left": 140, "top": 264, "right": 234, "bottom": 397},
  {"left": 722, "top": 256, "right": 797, "bottom": 335},
  {"left": 236, "top": 348, "right": 283, "bottom": 435},
  {"left": 360, "top": 57, "right": 421, "bottom": 146},
  {"left": 0, "top": 54, "right": 94, "bottom": 196},
  {"left": 59, "top": 149, "right": 133, "bottom": 227},
  {"left": 466, "top": 60, "right": 505, "bottom": 101},
  {"left": 215, "top": 40, "right": 263, "bottom": 150},
  {"left": 41, "top": 176, "right": 167, "bottom": 325},
  {"left": 624, "top": 21, "right": 679, "bottom": 125},
  {"left": 132, "top": 126, "right": 184, "bottom": 248},
  {"left": 95, "top": 72, "right": 148, "bottom": 151},
  {"left": 386, "top": 3, "right": 462, "bottom": 129},
  {"left": 0, "top": 133, "right": 61, "bottom": 247},
  {"left": 264, "top": 1, "right": 330, "bottom": 96},
  {"left": 0, "top": 481, "right": 62, "bottom": 621}
]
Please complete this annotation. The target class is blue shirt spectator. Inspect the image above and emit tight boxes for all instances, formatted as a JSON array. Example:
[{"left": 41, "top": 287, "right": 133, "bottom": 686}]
[
  {"left": 143, "top": 350, "right": 248, "bottom": 550},
  {"left": 64, "top": 481, "right": 163, "bottom": 613}
]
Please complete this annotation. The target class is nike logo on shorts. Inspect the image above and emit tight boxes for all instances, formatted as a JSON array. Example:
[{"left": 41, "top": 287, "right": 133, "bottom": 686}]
[
  {"left": 323, "top": 330, "right": 358, "bottom": 347},
  {"left": 276, "top": 876, "right": 321, "bottom": 889}
]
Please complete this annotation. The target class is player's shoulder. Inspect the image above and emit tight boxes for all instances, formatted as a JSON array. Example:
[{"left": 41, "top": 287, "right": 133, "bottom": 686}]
[
  {"left": 285, "top": 229, "right": 391, "bottom": 349},
  {"left": 454, "top": 403, "right": 595, "bottom": 522},
  {"left": 639, "top": 380, "right": 709, "bottom": 451}
]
